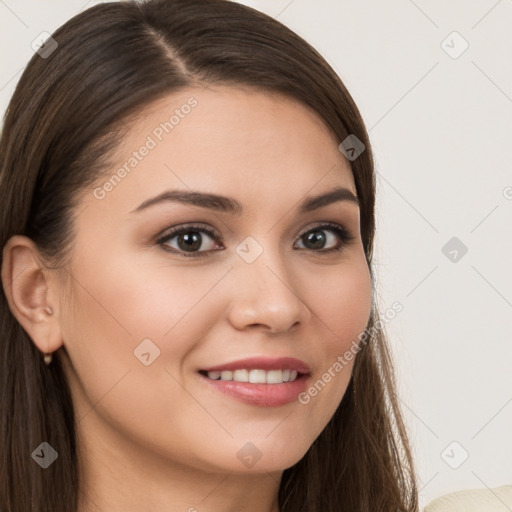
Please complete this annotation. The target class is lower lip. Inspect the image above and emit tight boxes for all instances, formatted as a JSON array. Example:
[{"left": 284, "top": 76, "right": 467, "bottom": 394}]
[{"left": 199, "top": 373, "right": 309, "bottom": 407}]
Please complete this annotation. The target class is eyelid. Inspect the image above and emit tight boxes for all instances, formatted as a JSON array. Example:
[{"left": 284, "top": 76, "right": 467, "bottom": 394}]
[
  {"left": 155, "top": 222, "right": 221, "bottom": 256},
  {"left": 156, "top": 222, "right": 221, "bottom": 242}
]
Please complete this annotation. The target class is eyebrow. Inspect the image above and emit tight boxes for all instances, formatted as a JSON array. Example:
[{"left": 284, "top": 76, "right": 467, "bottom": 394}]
[{"left": 129, "top": 186, "right": 359, "bottom": 215}]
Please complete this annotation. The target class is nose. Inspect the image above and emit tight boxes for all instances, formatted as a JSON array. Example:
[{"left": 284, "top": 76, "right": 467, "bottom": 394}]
[{"left": 227, "top": 248, "right": 311, "bottom": 334}]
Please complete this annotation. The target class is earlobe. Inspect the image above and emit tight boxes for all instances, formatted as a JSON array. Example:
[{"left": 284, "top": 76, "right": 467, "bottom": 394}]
[{"left": 1, "top": 235, "right": 63, "bottom": 356}]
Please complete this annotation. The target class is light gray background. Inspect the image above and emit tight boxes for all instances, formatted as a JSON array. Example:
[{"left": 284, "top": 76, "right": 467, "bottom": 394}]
[{"left": 1, "top": 0, "right": 511, "bottom": 508}]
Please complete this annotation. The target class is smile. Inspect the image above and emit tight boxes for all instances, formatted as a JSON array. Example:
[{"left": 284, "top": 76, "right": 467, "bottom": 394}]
[{"left": 201, "top": 369, "right": 300, "bottom": 384}]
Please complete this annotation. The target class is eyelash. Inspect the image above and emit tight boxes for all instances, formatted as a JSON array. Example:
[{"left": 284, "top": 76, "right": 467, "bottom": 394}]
[{"left": 156, "top": 222, "right": 355, "bottom": 259}]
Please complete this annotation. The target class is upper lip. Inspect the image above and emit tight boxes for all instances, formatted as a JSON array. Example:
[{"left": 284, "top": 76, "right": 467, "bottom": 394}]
[{"left": 200, "top": 357, "right": 311, "bottom": 374}]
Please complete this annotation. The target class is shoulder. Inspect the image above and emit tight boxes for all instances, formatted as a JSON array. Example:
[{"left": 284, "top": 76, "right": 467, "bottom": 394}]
[{"left": 423, "top": 484, "right": 512, "bottom": 512}]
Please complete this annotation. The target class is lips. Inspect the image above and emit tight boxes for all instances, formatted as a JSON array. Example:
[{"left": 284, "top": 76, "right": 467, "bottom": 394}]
[{"left": 197, "top": 357, "right": 311, "bottom": 407}]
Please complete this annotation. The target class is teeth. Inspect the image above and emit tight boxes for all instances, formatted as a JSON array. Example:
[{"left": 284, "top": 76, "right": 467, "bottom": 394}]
[
  {"left": 249, "top": 369, "right": 266, "bottom": 384},
  {"left": 266, "top": 370, "right": 283, "bottom": 384},
  {"left": 206, "top": 368, "right": 300, "bottom": 384},
  {"left": 233, "top": 369, "right": 249, "bottom": 382}
]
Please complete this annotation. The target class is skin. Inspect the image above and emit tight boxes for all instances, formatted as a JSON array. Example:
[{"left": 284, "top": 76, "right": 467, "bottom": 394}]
[{"left": 2, "top": 86, "right": 372, "bottom": 512}]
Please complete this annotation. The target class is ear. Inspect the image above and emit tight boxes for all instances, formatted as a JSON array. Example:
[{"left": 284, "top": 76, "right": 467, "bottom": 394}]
[{"left": 1, "top": 235, "right": 63, "bottom": 356}]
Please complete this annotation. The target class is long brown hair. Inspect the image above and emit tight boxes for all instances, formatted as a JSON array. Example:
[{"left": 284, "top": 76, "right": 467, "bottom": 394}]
[{"left": 0, "top": 0, "right": 419, "bottom": 510}]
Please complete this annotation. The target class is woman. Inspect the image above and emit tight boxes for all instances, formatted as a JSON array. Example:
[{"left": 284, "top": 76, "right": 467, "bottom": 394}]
[{"left": 0, "top": 0, "right": 419, "bottom": 510}]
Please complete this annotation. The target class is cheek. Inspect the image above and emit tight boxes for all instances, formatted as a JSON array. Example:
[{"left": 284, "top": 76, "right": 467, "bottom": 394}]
[
  {"left": 58, "top": 250, "right": 235, "bottom": 461},
  {"left": 59, "top": 247, "right": 235, "bottom": 430},
  {"left": 312, "top": 256, "right": 372, "bottom": 353},
  {"left": 64, "top": 246, "right": 227, "bottom": 356},
  {"left": 293, "top": 256, "right": 372, "bottom": 429}
]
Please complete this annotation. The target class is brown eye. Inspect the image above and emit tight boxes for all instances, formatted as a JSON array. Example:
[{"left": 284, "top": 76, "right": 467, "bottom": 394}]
[
  {"left": 157, "top": 224, "right": 222, "bottom": 257},
  {"left": 295, "top": 223, "right": 354, "bottom": 254}
]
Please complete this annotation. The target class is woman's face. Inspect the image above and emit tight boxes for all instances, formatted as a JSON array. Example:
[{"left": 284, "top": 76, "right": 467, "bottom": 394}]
[{"left": 58, "top": 86, "right": 372, "bottom": 474}]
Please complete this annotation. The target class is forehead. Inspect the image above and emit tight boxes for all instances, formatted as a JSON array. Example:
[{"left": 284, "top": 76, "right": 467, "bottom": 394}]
[{"left": 87, "top": 85, "right": 356, "bottom": 218}]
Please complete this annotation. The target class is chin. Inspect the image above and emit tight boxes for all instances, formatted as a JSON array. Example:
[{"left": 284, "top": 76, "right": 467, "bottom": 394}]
[{"left": 215, "top": 438, "right": 311, "bottom": 474}]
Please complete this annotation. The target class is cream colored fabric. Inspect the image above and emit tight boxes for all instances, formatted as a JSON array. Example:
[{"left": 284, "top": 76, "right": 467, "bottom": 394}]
[{"left": 423, "top": 485, "right": 512, "bottom": 511}]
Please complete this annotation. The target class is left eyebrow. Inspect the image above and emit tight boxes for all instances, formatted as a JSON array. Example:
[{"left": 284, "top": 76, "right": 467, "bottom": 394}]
[
  {"left": 298, "top": 186, "right": 359, "bottom": 213},
  {"left": 129, "top": 186, "right": 359, "bottom": 215}
]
